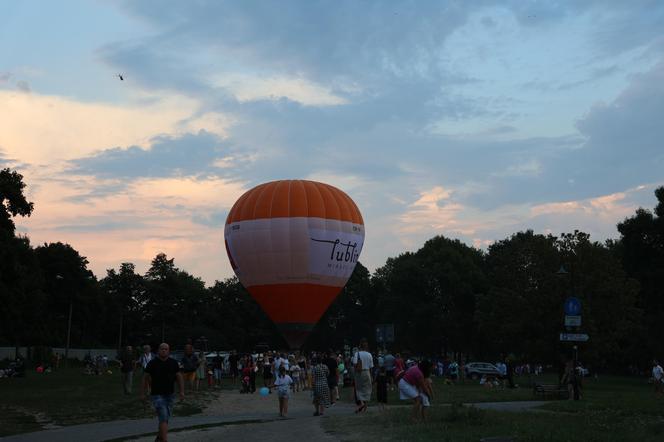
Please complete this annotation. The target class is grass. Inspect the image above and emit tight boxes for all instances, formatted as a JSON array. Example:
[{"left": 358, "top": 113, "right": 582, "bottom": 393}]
[
  {"left": 324, "top": 375, "right": 664, "bottom": 442},
  {"left": 337, "top": 373, "right": 556, "bottom": 406},
  {"left": 4, "top": 369, "right": 662, "bottom": 441},
  {"left": 0, "top": 365, "right": 229, "bottom": 437}
]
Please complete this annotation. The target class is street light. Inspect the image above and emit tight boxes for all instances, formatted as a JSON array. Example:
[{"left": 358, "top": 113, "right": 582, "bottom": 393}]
[
  {"left": 55, "top": 274, "right": 73, "bottom": 367},
  {"left": 56, "top": 274, "right": 95, "bottom": 367}
]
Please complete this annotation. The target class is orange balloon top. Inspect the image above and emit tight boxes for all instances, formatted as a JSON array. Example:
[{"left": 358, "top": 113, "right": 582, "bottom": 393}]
[{"left": 226, "top": 180, "right": 364, "bottom": 224}]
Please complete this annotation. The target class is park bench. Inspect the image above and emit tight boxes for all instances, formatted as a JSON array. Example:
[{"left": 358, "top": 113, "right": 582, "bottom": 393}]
[{"left": 533, "top": 383, "right": 568, "bottom": 400}]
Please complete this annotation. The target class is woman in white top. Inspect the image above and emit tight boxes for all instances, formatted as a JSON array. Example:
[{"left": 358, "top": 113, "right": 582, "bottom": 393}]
[{"left": 352, "top": 338, "right": 374, "bottom": 413}]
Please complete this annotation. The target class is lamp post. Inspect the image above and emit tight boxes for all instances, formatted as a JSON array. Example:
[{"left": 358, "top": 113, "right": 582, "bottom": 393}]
[{"left": 56, "top": 274, "right": 73, "bottom": 367}]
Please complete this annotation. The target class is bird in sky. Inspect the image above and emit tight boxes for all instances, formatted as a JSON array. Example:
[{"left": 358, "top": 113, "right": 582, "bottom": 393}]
[{"left": 117, "top": 73, "right": 124, "bottom": 81}]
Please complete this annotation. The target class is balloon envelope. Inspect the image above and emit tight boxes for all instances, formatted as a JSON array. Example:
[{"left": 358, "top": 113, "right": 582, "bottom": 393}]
[
  {"left": 259, "top": 387, "right": 270, "bottom": 396},
  {"left": 224, "top": 180, "right": 365, "bottom": 348}
]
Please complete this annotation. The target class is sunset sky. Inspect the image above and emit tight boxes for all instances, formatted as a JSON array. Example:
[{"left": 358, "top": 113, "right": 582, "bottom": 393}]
[{"left": 2, "top": 1, "right": 663, "bottom": 285}]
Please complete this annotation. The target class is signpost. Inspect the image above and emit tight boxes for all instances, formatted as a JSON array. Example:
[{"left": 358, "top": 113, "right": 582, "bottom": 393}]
[
  {"left": 561, "top": 297, "right": 588, "bottom": 357},
  {"left": 564, "top": 297, "right": 582, "bottom": 316},
  {"left": 559, "top": 333, "right": 590, "bottom": 342},
  {"left": 564, "top": 315, "right": 582, "bottom": 327}
]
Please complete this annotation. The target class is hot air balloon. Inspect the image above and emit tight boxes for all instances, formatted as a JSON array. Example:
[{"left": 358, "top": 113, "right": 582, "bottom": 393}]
[{"left": 224, "top": 180, "right": 365, "bottom": 348}]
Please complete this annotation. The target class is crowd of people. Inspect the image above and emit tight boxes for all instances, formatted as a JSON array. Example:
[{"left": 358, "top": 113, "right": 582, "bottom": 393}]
[
  {"left": 121, "top": 338, "right": 439, "bottom": 441},
  {"left": 19, "top": 341, "right": 659, "bottom": 442}
]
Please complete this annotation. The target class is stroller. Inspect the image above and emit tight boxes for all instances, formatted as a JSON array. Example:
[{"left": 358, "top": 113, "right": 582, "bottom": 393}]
[{"left": 240, "top": 366, "right": 252, "bottom": 393}]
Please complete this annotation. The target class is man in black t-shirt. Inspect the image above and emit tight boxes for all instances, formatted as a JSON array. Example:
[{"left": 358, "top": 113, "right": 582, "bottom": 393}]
[{"left": 141, "top": 343, "right": 184, "bottom": 442}]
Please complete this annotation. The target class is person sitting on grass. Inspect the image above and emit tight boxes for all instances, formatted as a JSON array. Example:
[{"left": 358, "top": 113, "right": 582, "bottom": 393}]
[
  {"left": 271, "top": 365, "right": 294, "bottom": 418},
  {"left": 398, "top": 360, "right": 434, "bottom": 422},
  {"left": 480, "top": 374, "right": 500, "bottom": 389}
]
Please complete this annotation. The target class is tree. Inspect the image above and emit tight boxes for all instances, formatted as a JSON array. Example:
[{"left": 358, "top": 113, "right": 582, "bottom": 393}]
[
  {"left": 144, "top": 253, "right": 180, "bottom": 342},
  {"left": 372, "top": 236, "right": 486, "bottom": 355},
  {"left": 206, "top": 277, "right": 281, "bottom": 350},
  {"left": 34, "top": 242, "right": 96, "bottom": 350},
  {"left": 0, "top": 168, "right": 40, "bottom": 349},
  {"left": 477, "top": 230, "right": 561, "bottom": 362},
  {"left": 0, "top": 236, "right": 45, "bottom": 347},
  {"left": 308, "top": 262, "right": 374, "bottom": 350},
  {"left": 557, "top": 232, "right": 642, "bottom": 369},
  {"left": 0, "top": 168, "right": 34, "bottom": 237},
  {"left": 101, "top": 263, "right": 146, "bottom": 349},
  {"left": 616, "top": 186, "right": 664, "bottom": 360}
]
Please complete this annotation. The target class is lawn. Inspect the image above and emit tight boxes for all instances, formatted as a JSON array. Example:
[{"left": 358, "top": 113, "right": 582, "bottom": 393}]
[
  {"left": 325, "top": 375, "right": 664, "bottom": 442},
  {"left": 337, "top": 373, "right": 557, "bottom": 406},
  {"left": 0, "top": 365, "right": 226, "bottom": 437}
]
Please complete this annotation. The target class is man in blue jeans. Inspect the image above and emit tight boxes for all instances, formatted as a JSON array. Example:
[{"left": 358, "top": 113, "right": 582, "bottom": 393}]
[{"left": 141, "top": 343, "right": 185, "bottom": 442}]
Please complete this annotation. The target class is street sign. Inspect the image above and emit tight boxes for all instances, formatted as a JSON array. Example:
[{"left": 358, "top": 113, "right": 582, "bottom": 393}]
[
  {"left": 564, "top": 315, "right": 582, "bottom": 327},
  {"left": 564, "top": 297, "right": 582, "bottom": 316},
  {"left": 559, "top": 333, "right": 589, "bottom": 342}
]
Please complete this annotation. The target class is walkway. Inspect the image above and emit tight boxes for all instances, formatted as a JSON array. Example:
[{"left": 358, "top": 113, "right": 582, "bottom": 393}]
[{"left": 0, "top": 389, "right": 548, "bottom": 442}]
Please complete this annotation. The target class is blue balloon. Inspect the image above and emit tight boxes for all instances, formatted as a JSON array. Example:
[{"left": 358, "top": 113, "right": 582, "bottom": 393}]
[{"left": 259, "top": 387, "right": 270, "bottom": 397}]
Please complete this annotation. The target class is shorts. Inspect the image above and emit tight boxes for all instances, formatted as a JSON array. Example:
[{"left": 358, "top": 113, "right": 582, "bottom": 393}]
[
  {"left": 183, "top": 371, "right": 196, "bottom": 382},
  {"left": 151, "top": 394, "right": 175, "bottom": 423},
  {"left": 214, "top": 368, "right": 222, "bottom": 380},
  {"left": 277, "top": 389, "right": 290, "bottom": 399},
  {"left": 398, "top": 378, "right": 430, "bottom": 407}
]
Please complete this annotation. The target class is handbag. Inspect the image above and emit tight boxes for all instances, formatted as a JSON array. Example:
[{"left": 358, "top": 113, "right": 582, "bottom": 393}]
[{"left": 354, "top": 352, "right": 363, "bottom": 373}]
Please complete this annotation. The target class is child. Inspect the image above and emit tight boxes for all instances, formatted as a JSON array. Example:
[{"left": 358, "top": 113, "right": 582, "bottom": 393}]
[
  {"left": 240, "top": 365, "right": 252, "bottom": 393},
  {"left": 375, "top": 366, "right": 388, "bottom": 411},
  {"left": 290, "top": 363, "right": 301, "bottom": 392},
  {"left": 272, "top": 366, "right": 293, "bottom": 417}
]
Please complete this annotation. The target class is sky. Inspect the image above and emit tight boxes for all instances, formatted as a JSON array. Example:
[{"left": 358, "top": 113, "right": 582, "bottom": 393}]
[{"left": 1, "top": 0, "right": 663, "bottom": 285}]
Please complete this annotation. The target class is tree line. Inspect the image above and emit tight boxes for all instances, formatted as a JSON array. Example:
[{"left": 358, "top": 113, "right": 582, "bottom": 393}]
[{"left": 1, "top": 167, "right": 662, "bottom": 371}]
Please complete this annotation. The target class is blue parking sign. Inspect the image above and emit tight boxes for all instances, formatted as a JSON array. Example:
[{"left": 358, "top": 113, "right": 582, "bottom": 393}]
[{"left": 564, "top": 297, "right": 582, "bottom": 316}]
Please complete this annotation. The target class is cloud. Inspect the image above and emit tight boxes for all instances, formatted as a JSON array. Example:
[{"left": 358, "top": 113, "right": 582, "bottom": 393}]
[
  {"left": 191, "top": 210, "right": 228, "bottom": 227},
  {"left": 211, "top": 73, "right": 349, "bottom": 106},
  {"left": 9, "top": 1, "right": 664, "bottom": 284},
  {"left": 0, "top": 90, "right": 212, "bottom": 164},
  {"left": 399, "top": 186, "right": 475, "bottom": 236},
  {"left": 15, "top": 80, "right": 30, "bottom": 93},
  {"left": 571, "top": 59, "right": 664, "bottom": 193},
  {"left": 113, "top": 1, "right": 474, "bottom": 85},
  {"left": 54, "top": 219, "right": 150, "bottom": 233},
  {"left": 397, "top": 183, "right": 660, "bottom": 255},
  {"left": 18, "top": 171, "right": 248, "bottom": 284},
  {"left": 69, "top": 130, "right": 237, "bottom": 179}
]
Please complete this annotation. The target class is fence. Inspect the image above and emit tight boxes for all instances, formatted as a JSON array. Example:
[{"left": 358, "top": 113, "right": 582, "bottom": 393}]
[{"left": 0, "top": 347, "right": 118, "bottom": 361}]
